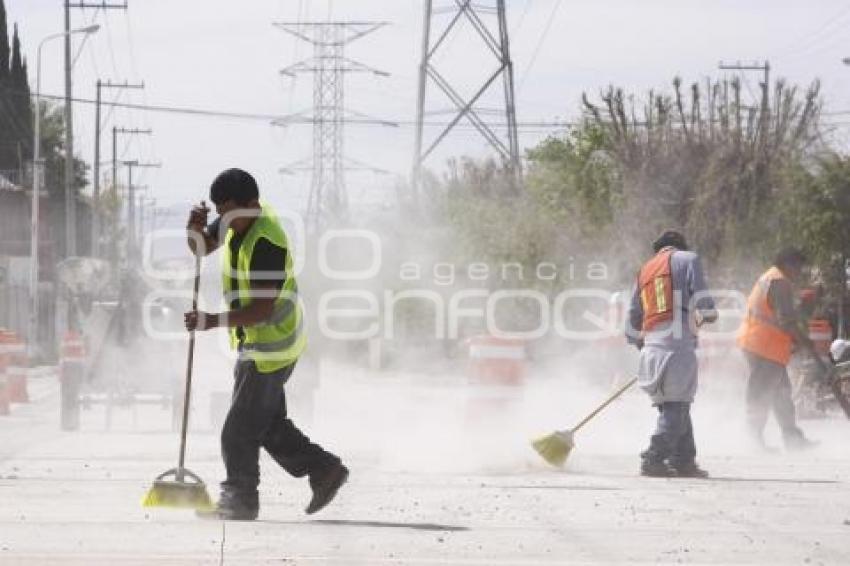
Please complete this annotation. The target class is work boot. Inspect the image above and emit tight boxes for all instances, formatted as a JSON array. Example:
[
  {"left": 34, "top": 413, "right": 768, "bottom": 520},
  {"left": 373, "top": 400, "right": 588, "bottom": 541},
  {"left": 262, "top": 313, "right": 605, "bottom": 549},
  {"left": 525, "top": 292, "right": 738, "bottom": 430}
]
[
  {"left": 670, "top": 461, "right": 709, "bottom": 478},
  {"left": 197, "top": 490, "right": 259, "bottom": 521},
  {"left": 748, "top": 429, "right": 780, "bottom": 454},
  {"left": 640, "top": 460, "right": 675, "bottom": 478},
  {"left": 784, "top": 434, "right": 819, "bottom": 452},
  {"left": 305, "top": 462, "right": 349, "bottom": 515}
]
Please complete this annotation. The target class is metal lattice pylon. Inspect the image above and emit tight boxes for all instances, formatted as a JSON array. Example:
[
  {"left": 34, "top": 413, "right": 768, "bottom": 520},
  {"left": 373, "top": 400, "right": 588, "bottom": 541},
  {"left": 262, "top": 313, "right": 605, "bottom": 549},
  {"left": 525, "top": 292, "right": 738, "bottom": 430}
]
[
  {"left": 413, "top": 0, "right": 521, "bottom": 196},
  {"left": 275, "top": 22, "right": 389, "bottom": 231}
]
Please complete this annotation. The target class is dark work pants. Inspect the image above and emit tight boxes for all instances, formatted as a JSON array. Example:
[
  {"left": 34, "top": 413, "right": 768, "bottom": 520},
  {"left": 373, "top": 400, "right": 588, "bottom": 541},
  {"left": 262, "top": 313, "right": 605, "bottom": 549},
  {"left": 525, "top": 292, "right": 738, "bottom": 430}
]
[
  {"left": 744, "top": 352, "right": 803, "bottom": 441},
  {"left": 221, "top": 359, "right": 339, "bottom": 498},
  {"left": 643, "top": 402, "right": 696, "bottom": 467}
]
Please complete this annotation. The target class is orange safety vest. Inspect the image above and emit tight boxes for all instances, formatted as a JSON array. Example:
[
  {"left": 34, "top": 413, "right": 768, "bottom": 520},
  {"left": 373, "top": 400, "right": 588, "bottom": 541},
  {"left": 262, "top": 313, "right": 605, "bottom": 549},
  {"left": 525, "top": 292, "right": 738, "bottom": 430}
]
[
  {"left": 737, "top": 266, "right": 794, "bottom": 365},
  {"left": 638, "top": 248, "right": 675, "bottom": 331}
]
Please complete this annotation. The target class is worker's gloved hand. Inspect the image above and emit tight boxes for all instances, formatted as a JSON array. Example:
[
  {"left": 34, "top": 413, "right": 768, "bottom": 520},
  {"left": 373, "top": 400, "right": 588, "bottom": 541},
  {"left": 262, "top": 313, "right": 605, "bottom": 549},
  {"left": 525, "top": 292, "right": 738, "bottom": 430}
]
[
  {"left": 184, "top": 310, "right": 218, "bottom": 332},
  {"left": 187, "top": 201, "right": 210, "bottom": 232}
]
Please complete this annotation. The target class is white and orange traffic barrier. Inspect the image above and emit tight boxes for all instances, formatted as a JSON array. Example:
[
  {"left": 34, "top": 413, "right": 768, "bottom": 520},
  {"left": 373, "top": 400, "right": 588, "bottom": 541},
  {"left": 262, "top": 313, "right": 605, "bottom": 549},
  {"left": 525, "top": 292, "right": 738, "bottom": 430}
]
[
  {"left": 59, "top": 330, "right": 87, "bottom": 431},
  {"left": 5, "top": 331, "right": 28, "bottom": 403},
  {"left": 60, "top": 330, "right": 87, "bottom": 374},
  {"left": 464, "top": 335, "right": 527, "bottom": 425},
  {"left": 0, "top": 329, "right": 12, "bottom": 415},
  {"left": 809, "top": 319, "right": 834, "bottom": 357},
  {"left": 466, "top": 335, "right": 526, "bottom": 386}
]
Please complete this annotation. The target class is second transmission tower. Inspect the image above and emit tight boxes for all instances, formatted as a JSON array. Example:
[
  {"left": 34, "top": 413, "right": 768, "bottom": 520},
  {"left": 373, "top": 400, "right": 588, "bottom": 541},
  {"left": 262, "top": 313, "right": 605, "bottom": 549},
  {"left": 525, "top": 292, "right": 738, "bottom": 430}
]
[
  {"left": 275, "top": 21, "right": 389, "bottom": 231},
  {"left": 413, "top": 0, "right": 522, "bottom": 197}
]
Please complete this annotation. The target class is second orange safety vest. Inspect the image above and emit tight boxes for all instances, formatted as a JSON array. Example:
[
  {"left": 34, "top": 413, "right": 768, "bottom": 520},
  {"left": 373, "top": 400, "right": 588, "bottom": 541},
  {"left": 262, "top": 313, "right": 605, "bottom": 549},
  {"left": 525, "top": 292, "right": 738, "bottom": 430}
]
[{"left": 737, "top": 266, "right": 794, "bottom": 365}]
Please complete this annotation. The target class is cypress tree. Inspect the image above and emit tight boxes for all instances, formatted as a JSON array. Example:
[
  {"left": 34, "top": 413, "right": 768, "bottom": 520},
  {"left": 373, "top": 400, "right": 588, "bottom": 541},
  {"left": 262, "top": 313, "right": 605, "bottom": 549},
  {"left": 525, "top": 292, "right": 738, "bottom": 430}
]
[
  {"left": 9, "top": 22, "right": 20, "bottom": 76},
  {"left": 9, "top": 24, "right": 31, "bottom": 163},
  {"left": 0, "top": 0, "right": 11, "bottom": 172},
  {"left": 0, "top": 0, "right": 9, "bottom": 78}
]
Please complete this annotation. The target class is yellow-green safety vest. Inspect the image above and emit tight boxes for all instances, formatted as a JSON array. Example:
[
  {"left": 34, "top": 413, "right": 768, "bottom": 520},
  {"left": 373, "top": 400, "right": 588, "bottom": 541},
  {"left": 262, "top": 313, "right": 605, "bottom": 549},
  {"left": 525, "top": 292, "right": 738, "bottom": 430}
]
[{"left": 222, "top": 203, "right": 306, "bottom": 373}]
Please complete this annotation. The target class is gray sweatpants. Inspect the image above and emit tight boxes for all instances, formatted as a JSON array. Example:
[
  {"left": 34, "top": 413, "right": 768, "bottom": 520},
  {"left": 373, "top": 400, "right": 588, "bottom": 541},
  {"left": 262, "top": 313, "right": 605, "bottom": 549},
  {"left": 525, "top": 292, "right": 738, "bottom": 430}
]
[
  {"left": 744, "top": 352, "right": 803, "bottom": 442},
  {"left": 642, "top": 402, "right": 696, "bottom": 467}
]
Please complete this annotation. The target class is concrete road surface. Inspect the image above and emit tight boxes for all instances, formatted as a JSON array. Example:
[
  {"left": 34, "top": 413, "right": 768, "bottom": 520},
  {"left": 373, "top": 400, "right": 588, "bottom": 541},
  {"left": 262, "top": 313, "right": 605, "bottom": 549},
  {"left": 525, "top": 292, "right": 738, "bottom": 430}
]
[{"left": 1, "top": 368, "right": 849, "bottom": 565}]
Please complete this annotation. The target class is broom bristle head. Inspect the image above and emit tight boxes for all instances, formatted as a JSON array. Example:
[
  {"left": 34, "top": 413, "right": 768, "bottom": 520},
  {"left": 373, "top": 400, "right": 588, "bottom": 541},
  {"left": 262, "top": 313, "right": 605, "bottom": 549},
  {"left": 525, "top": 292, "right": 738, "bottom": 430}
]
[
  {"left": 142, "top": 479, "right": 214, "bottom": 510},
  {"left": 531, "top": 430, "right": 574, "bottom": 468}
]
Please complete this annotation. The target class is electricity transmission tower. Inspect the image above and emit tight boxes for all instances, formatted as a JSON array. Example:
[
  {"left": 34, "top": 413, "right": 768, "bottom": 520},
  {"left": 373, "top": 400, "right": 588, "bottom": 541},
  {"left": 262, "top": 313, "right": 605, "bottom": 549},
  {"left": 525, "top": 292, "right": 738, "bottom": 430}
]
[
  {"left": 413, "top": 0, "right": 522, "bottom": 198},
  {"left": 274, "top": 21, "right": 390, "bottom": 232}
]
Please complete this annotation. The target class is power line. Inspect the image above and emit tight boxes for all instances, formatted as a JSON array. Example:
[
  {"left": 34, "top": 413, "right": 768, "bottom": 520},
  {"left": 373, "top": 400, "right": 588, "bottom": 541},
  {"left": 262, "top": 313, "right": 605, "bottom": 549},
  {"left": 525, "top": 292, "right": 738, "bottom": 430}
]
[
  {"left": 7, "top": 87, "right": 578, "bottom": 129},
  {"left": 517, "top": 0, "right": 564, "bottom": 93},
  {"left": 773, "top": 4, "right": 850, "bottom": 60}
]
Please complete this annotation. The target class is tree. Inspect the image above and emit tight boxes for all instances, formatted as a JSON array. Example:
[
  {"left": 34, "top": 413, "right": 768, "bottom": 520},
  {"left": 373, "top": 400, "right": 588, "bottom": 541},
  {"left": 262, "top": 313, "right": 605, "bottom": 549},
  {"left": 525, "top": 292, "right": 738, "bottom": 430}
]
[
  {"left": 0, "top": 8, "right": 34, "bottom": 176},
  {"left": 778, "top": 154, "right": 850, "bottom": 300},
  {"left": 548, "top": 77, "right": 822, "bottom": 265},
  {"left": 0, "top": 0, "right": 14, "bottom": 173},
  {"left": 0, "top": 0, "right": 8, "bottom": 80},
  {"left": 436, "top": 75, "right": 832, "bottom": 292},
  {"left": 9, "top": 24, "right": 31, "bottom": 163},
  {"left": 525, "top": 121, "right": 619, "bottom": 244}
]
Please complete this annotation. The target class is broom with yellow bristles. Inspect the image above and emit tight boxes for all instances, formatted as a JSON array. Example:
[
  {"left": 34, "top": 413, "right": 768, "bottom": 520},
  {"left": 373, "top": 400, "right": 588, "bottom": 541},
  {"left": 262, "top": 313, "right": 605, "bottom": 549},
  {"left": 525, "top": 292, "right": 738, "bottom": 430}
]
[
  {"left": 142, "top": 253, "right": 213, "bottom": 511},
  {"left": 532, "top": 377, "right": 637, "bottom": 467}
]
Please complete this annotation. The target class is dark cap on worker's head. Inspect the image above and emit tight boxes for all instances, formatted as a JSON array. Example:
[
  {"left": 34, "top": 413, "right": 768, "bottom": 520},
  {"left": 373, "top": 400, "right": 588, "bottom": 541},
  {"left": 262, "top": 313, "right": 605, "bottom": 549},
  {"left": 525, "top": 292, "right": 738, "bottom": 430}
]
[
  {"left": 209, "top": 168, "right": 259, "bottom": 206},
  {"left": 652, "top": 230, "right": 688, "bottom": 253},
  {"left": 774, "top": 246, "right": 807, "bottom": 270}
]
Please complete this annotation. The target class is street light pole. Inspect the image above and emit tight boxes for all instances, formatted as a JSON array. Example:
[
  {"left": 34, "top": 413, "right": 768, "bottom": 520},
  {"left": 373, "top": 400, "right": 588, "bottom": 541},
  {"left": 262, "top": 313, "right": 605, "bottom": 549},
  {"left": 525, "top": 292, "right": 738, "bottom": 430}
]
[
  {"left": 63, "top": 2, "right": 74, "bottom": 257},
  {"left": 28, "top": 24, "right": 99, "bottom": 359}
]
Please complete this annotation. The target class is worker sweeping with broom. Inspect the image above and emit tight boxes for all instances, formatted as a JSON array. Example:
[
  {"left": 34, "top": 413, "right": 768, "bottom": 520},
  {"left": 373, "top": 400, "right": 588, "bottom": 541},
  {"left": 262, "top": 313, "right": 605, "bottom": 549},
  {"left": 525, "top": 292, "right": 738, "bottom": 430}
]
[
  {"left": 626, "top": 230, "right": 718, "bottom": 478},
  {"left": 182, "top": 168, "right": 348, "bottom": 520}
]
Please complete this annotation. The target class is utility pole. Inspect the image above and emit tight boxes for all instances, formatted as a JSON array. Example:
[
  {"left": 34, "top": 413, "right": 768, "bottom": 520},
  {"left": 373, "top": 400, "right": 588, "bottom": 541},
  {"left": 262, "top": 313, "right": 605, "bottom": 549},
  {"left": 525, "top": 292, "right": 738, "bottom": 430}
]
[
  {"left": 93, "top": 80, "right": 144, "bottom": 257},
  {"left": 64, "top": 1, "right": 129, "bottom": 257},
  {"left": 111, "top": 127, "right": 151, "bottom": 263},
  {"left": 138, "top": 194, "right": 155, "bottom": 251},
  {"left": 274, "top": 21, "right": 390, "bottom": 233},
  {"left": 413, "top": 0, "right": 522, "bottom": 199},
  {"left": 121, "top": 161, "right": 159, "bottom": 264},
  {"left": 112, "top": 126, "right": 152, "bottom": 193},
  {"left": 718, "top": 60, "right": 770, "bottom": 117},
  {"left": 134, "top": 186, "right": 149, "bottom": 248}
]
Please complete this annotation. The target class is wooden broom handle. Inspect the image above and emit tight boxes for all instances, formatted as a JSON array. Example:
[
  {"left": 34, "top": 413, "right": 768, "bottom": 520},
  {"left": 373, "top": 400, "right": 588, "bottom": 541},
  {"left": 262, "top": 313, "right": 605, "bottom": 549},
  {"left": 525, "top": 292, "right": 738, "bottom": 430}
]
[
  {"left": 571, "top": 377, "right": 637, "bottom": 433},
  {"left": 177, "top": 252, "right": 202, "bottom": 475}
]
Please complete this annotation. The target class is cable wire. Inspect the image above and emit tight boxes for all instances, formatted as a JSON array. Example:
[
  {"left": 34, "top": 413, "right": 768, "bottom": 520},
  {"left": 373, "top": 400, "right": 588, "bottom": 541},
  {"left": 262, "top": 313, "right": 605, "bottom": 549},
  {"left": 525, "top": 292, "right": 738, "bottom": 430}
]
[{"left": 517, "top": 0, "right": 563, "bottom": 93}]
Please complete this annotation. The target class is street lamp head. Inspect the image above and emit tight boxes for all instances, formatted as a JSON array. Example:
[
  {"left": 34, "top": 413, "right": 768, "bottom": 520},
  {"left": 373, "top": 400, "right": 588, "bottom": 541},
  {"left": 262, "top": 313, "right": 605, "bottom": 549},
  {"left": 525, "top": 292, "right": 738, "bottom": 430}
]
[
  {"left": 76, "top": 24, "right": 100, "bottom": 35},
  {"left": 843, "top": 57, "right": 850, "bottom": 66}
]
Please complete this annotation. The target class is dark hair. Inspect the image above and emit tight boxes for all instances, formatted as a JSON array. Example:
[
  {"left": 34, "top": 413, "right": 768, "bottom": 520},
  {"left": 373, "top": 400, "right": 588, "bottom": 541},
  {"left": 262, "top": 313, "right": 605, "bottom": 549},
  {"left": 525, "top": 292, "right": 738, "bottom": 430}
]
[
  {"left": 774, "top": 247, "right": 807, "bottom": 270},
  {"left": 652, "top": 230, "right": 688, "bottom": 253},
  {"left": 209, "top": 168, "right": 259, "bottom": 206}
]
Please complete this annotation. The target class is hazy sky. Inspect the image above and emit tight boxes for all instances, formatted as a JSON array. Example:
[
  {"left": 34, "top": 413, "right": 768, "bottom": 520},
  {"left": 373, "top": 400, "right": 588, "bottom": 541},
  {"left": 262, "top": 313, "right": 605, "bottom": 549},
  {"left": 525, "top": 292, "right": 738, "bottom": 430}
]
[{"left": 7, "top": 0, "right": 850, "bottom": 216}]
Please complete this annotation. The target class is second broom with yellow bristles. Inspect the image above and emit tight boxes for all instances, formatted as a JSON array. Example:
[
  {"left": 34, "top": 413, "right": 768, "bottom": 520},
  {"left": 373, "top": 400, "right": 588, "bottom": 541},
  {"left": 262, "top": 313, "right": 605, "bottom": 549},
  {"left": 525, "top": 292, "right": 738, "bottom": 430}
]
[{"left": 532, "top": 377, "right": 637, "bottom": 468}]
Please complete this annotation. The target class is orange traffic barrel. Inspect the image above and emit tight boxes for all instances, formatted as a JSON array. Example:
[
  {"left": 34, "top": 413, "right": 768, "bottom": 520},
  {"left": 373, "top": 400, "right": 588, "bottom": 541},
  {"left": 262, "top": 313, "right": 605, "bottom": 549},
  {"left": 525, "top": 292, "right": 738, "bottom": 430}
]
[
  {"left": 5, "top": 332, "right": 28, "bottom": 403},
  {"left": 808, "top": 319, "right": 833, "bottom": 356},
  {"left": 464, "top": 335, "right": 526, "bottom": 427},
  {"left": 0, "top": 376, "right": 9, "bottom": 415},
  {"left": 466, "top": 335, "right": 526, "bottom": 386},
  {"left": 60, "top": 331, "right": 86, "bottom": 363},
  {"left": 0, "top": 330, "right": 12, "bottom": 415}
]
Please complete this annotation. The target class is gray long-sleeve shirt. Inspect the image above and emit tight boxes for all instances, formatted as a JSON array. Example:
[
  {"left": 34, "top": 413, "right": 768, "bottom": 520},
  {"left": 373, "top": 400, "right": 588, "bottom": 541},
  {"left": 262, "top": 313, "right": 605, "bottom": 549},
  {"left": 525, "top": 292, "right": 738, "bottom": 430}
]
[
  {"left": 626, "top": 249, "right": 717, "bottom": 404},
  {"left": 626, "top": 249, "right": 717, "bottom": 350}
]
